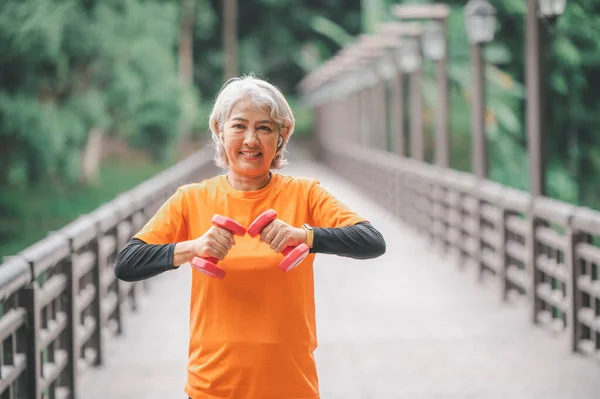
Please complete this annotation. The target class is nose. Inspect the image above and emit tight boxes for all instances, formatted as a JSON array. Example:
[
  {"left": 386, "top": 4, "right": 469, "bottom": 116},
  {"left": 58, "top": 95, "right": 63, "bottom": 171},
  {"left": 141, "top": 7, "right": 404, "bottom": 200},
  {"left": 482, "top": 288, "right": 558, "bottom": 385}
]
[{"left": 242, "top": 129, "right": 259, "bottom": 146}]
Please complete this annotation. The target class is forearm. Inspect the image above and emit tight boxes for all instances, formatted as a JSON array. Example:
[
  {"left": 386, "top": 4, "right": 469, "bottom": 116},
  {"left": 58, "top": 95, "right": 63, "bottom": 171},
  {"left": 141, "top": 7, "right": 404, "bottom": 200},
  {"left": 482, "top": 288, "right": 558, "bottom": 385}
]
[
  {"left": 114, "top": 238, "right": 179, "bottom": 282},
  {"left": 310, "top": 222, "right": 386, "bottom": 259}
]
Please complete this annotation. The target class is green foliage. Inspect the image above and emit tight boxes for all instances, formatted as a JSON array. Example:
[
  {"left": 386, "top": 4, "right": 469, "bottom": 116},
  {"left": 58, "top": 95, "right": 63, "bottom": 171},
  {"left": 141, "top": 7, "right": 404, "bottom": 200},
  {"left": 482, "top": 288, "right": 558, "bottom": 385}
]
[
  {"left": 194, "top": 0, "right": 362, "bottom": 96},
  {"left": 94, "top": 1, "right": 184, "bottom": 161},
  {"left": 4, "top": 0, "right": 600, "bottom": 217},
  {"left": 409, "top": 1, "right": 600, "bottom": 209},
  {"left": 309, "top": 15, "right": 355, "bottom": 48},
  {"left": 0, "top": 0, "right": 186, "bottom": 188},
  {"left": 418, "top": 5, "right": 526, "bottom": 184}
]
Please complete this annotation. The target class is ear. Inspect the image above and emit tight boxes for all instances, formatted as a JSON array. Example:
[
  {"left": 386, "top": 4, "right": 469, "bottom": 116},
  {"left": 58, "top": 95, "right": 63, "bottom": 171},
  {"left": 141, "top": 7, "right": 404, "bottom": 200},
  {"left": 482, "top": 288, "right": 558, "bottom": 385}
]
[
  {"left": 211, "top": 119, "right": 221, "bottom": 137},
  {"left": 279, "top": 120, "right": 291, "bottom": 143}
]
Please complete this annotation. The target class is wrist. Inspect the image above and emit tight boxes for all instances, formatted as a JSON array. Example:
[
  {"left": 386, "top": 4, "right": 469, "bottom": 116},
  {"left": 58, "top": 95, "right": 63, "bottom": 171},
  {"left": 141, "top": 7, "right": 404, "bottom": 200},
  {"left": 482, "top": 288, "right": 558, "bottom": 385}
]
[
  {"left": 302, "top": 223, "right": 314, "bottom": 248},
  {"left": 173, "top": 240, "right": 195, "bottom": 267}
]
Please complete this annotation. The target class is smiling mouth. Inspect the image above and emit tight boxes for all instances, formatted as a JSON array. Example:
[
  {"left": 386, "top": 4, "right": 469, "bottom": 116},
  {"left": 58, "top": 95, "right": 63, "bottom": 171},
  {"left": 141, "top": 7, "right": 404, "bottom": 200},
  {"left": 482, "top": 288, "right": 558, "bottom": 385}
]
[{"left": 240, "top": 151, "right": 262, "bottom": 157}]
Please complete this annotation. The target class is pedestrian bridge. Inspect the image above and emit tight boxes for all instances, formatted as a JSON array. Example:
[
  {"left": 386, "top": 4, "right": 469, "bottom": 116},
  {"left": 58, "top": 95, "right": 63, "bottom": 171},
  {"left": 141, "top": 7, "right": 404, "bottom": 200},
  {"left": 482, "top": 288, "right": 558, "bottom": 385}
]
[{"left": 1, "top": 143, "right": 599, "bottom": 399}]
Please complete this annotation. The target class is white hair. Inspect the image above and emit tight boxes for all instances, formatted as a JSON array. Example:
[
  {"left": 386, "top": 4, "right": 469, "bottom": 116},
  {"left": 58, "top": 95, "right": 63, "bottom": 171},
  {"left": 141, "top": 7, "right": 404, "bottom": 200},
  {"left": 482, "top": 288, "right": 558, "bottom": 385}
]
[{"left": 208, "top": 74, "right": 296, "bottom": 169}]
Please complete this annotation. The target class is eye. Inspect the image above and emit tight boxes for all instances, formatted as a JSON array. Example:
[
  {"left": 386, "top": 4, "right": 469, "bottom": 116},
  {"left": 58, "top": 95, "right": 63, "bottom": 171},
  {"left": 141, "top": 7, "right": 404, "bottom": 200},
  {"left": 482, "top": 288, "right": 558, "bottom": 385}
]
[
  {"left": 258, "top": 126, "right": 272, "bottom": 132},
  {"left": 232, "top": 124, "right": 245, "bottom": 130}
]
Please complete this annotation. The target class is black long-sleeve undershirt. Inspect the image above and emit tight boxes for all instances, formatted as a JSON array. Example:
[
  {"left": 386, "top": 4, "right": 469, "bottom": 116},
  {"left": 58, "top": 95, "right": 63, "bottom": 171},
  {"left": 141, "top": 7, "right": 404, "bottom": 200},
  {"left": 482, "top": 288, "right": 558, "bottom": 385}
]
[{"left": 114, "top": 221, "right": 386, "bottom": 282}]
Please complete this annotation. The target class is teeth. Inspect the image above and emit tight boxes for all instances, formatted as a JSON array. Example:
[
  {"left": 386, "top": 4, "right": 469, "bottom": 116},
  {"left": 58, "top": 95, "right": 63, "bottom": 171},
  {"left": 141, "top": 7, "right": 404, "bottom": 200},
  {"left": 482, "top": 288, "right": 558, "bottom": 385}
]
[{"left": 241, "top": 152, "right": 260, "bottom": 156}]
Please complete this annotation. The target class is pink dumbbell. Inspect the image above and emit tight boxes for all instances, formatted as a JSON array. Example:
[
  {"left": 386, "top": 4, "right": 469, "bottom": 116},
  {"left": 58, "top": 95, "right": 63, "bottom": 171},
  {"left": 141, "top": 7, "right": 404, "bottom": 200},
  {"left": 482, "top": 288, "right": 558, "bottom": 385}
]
[
  {"left": 248, "top": 209, "right": 310, "bottom": 272},
  {"left": 191, "top": 215, "right": 246, "bottom": 279}
]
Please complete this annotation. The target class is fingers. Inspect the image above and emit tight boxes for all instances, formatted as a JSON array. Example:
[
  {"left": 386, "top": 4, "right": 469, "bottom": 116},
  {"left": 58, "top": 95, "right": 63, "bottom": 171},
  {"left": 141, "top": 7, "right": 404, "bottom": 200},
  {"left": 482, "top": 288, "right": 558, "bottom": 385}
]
[
  {"left": 199, "top": 218, "right": 296, "bottom": 260},
  {"left": 271, "top": 230, "right": 289, "bottom": 253},
  {"left": 198, "top": 226, "right": 236, "bottom": 261},
  {"left": 206, "top": 241, "right": 230, "bottom": 260},
  {"left": 260, "top": 221, "right": 277, "bottom": 245},
  {"left": 260, "top": 220, "right": 292, "bottom": 253},
  {"left": 213, "top": 226, "right": 236, "bottom": 248}
]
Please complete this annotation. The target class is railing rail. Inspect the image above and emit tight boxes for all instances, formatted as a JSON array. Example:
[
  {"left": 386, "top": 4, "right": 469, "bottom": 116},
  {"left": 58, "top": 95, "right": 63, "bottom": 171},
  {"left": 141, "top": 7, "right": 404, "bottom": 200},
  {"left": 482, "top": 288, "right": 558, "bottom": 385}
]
[
  {"left": 0, "top": 146, "right": 218, "bottom": 398},
  {"left": 317, "top": 139, "right": 600, "bottom": 362}
]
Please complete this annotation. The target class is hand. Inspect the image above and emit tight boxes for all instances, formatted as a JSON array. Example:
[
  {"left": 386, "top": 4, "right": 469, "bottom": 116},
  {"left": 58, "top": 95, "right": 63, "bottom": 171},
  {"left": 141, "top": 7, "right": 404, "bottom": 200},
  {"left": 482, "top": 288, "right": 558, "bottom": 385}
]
[
  {"left": 259, "top": 219, "right": 307, "bottom": 253},
  {"left": 191, "top": 225, "right": 236, "bottom": 261}
]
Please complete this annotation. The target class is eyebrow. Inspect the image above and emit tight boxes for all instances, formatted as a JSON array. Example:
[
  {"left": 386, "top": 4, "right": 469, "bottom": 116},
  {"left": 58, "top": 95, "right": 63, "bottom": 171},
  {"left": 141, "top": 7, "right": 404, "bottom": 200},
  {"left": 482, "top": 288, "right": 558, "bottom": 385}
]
[{"left": 230, "top": 117, "right": 275, "bottom": 125}]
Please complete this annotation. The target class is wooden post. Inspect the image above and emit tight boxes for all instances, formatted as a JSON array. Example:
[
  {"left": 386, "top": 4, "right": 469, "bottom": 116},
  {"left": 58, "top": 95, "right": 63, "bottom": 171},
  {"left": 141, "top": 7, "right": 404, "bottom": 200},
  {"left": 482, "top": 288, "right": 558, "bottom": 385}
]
[{"left": 471, "top": 43, "right": 487, "bottom": 179}]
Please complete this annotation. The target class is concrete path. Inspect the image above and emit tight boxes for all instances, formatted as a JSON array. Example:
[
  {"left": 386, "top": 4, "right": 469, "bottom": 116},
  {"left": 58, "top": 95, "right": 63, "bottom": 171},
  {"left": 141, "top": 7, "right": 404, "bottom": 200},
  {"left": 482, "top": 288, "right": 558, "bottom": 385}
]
[{"left": 79, "top": 153, "right": 600, "bottom": 399}]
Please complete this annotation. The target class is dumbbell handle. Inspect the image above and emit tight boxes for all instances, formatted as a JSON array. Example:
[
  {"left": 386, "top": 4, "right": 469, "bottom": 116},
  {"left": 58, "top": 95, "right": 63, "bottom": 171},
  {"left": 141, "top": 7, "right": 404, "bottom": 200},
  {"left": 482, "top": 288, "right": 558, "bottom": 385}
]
[
  {"left": 248, "top": 209, "right": 309, "bottom": 271},
  {"left": 191, "top": 215, "right": 246, "bottom": 265},
  {"left": 249, "top": 210, "right": 304, "bottom": 251}
]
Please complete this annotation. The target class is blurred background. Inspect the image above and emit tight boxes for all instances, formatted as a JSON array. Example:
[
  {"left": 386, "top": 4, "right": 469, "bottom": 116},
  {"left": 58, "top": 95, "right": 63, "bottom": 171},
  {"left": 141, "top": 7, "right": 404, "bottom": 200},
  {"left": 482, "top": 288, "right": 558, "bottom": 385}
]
[{"left": 1, "top": 0, "right": 599, "bottom": 259}]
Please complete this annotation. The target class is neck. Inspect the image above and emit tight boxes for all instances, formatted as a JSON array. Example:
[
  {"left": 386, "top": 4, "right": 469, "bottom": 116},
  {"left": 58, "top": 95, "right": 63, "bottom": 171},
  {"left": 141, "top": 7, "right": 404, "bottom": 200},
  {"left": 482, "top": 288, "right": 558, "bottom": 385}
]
[{"left": 226, "top": 171, "right": 272, "bottom": 191}]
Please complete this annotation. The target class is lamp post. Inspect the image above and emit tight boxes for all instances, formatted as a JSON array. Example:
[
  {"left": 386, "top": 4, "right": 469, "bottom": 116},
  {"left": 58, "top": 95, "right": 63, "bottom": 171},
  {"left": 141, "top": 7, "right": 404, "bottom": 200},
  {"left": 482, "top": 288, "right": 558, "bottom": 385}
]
[
  {"left": 464, "top": 0, "right": 496, "bottom": 180},
  {"left": 422, "top": 21, "right": 445, "bottom": 61},
  {"left": 389, "top": 43, "right": 405, "bottom": 156},
  {"left": 526, "top": 0, "right": 568, "bottom": 330},
  {"left": 393, "top": 4, "right": 450, "bottom": 167},
  {"left": 399, "top": 35, "right": 424, "bottom": 161},
  {"left": 375, "top": 43, "right": 400, "bottom": 152},
  {"left": 378, "top": 22, "right": 423, "bottom": 159},
  {"left": 527, "top": 0, "right": 568, "bottom": 197},
  {"left": 421, "top": 20, "right": 449, "bottom": 167},
  {"left": 369, "top": 50, "right": 387, "bottom": 151}
]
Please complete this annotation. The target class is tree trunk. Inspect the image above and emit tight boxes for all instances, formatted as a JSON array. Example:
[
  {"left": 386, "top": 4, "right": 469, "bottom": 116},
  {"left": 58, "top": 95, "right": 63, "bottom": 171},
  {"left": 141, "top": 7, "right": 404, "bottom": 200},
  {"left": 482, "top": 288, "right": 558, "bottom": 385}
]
[
  {"left": 80, "top": 127, "right": 103, "bottom": 185},
  {"left": 223, "top": 0, "right": 238, "bottom": 79},
  {"left": 179, "top": 0, "right": 195, "bottom": 86}
]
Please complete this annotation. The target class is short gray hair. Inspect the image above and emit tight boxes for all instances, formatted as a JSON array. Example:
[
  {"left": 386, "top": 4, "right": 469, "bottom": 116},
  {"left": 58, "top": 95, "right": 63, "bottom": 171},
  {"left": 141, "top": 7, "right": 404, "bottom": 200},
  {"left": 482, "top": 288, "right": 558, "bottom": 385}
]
[{"left": 208, "top": 75, "right": 296, "bottom": 169}]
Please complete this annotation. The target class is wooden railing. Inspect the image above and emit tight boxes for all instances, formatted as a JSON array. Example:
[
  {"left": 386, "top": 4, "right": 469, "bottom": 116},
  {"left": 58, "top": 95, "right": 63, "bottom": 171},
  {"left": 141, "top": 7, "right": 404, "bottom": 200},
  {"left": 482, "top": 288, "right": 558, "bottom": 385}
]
[
  {"left": 0, "top": 146, "right": 218, "bottom": 398},
  {"left": 316, "top": 138, "right": 600, "bottom": 362}
]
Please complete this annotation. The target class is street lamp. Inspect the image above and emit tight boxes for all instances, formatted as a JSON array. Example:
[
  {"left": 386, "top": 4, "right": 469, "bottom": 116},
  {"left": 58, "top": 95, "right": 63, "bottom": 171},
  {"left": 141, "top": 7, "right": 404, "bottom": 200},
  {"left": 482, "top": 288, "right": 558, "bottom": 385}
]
[
  {"left": 464, "top": 0, "right": 497, "bottom": 44},
  {"left": 376, "top": 50, "right": 398, "bottom": 81},
  {"left": 526, "top": 1, "right": 569, "bottom": 328},
  {"left": 378, "top": 22, "right": 425, "bottom": 160},
  {"left": 526, "top": 0, "right": 567, "bottom": 198},
  {"left": 392, "top": 4, "right": 451, "bottom": 168},
  {"left": 537, "top": 0, "right": 567, "bottom": 19},
  {"left": 422, "top": 21, "right": 445, "bottom": 61},
  {"left": 374, "top": 48, "right": 399, "bottom": 151},
  {"left": 400, "top": 37, "right": 421, "bottom": 74},
  {"left": 464, "top": 0, "right": 496, "bottom": 180},
  {"left": 399, "top": 36, "right": 424, "bottom": 161}
]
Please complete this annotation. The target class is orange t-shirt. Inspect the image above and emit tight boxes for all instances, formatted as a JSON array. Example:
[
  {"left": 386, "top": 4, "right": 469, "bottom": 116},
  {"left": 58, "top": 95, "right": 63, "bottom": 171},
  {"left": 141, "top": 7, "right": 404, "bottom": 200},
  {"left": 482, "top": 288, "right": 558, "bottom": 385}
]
[{"left": 134, "top": 172, "right": 366, "bottom": 399}]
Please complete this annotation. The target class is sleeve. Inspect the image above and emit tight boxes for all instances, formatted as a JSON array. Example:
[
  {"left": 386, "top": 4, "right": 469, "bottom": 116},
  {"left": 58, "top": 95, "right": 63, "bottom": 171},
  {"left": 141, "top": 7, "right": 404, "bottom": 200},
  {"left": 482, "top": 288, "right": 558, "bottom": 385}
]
[
  {"left": 133, "top": 187, "right": 189, "bottom": 245},
  {"left": 114, "top": 238, "right": 177, "bottom": 282},
  {"left": 310, "top": 222, "right": 386, "bottom": 259},
  {"left": 308, "top": 180, "right": 367, "bottom": 228}
]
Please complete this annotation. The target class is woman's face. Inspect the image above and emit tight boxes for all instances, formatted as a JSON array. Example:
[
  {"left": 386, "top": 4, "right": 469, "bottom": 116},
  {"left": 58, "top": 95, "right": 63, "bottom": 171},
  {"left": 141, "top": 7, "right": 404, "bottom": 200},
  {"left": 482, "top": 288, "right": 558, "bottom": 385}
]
[{"left": 221, "top": 98, "right": 284, "bottom": 178}]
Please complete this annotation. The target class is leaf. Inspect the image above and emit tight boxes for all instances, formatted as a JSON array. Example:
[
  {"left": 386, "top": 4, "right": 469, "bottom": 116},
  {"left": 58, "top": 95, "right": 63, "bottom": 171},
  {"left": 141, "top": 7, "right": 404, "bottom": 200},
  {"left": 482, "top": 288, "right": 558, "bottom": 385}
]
[
  {"left": 498, "top": 0, "right": 527, "bottom": 15},
  {"left": 309, "top": 15, "right": 354, "bottom": 48},
  {"left": 484, "top": 43, "right": 512, "bottom": 64},
  {"left": 554, "top": 36, "right": 581, "bottom": 67},
  {"left": 490, "top": 101, "right": 521, "bottom": 135},
  {"left": 550, "top": 71, "right": 569, "bottom": 95}
]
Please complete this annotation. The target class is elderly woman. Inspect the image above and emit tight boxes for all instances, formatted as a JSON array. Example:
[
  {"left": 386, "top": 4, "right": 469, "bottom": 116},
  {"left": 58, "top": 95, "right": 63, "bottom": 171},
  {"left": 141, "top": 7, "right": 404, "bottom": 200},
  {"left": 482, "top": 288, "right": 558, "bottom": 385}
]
[{"left": 114, "top": 75, "right": 386, "bottom": 399}]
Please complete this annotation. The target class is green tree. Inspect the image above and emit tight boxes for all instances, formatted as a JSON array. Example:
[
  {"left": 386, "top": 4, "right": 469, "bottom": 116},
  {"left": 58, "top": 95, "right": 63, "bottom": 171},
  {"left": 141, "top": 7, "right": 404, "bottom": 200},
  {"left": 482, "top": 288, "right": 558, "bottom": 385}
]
[{"left": 0, "top": 0, "right": 186, "bottom": 191}]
